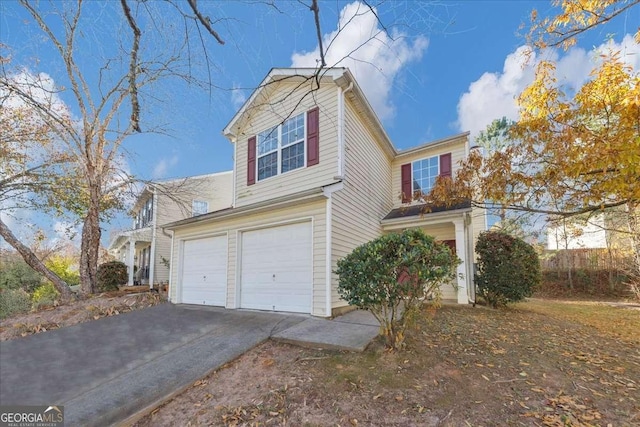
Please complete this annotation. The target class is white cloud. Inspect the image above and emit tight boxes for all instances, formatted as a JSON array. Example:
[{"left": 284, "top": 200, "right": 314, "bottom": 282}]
[
  {"left": 291, "top": 1, "right": 428, "bottom": 121},
  {"left": 151, "top": 155, "right": 179, "bottom": 179},
  {"left": 457, "top": 34, "right": 640, "bottom": 139},
  {"left": 1, "top": 69, "right": 71, "bottom": 123},
  {"left": 231, "top": 85, "right": 247, "bottom": 110}
]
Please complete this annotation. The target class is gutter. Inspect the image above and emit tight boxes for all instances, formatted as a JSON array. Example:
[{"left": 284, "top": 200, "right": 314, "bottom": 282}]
[{"left": 381, "top": 207, "right": 473, "bottom": 230}]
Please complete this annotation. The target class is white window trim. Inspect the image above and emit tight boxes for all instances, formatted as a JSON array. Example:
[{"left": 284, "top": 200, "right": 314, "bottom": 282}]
[
  {"left": 256, "top": 113, "right": 307, "bottom": 182},
  {"left": 411, "top": 155, "right": 440, "bottom": 194}
]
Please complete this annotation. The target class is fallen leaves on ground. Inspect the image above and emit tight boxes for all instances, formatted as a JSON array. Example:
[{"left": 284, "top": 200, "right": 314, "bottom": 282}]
[
  {"left": 136, "top": 300, "right": 639, "bottom": 426},
  {"left": 0, "top": 292, "right": 165, "bottom": 341}
]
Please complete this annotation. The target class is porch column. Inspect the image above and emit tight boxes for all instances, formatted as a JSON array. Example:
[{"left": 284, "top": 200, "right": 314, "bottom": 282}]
[
  {"left": 127, "top": 238, "right": 135, "bottom": 286},
  {"left": 453, "top": 219, "right": 469, "bottom": 304}
]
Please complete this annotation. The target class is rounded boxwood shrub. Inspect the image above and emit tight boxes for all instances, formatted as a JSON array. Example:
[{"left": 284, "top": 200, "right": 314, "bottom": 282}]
[
  {"left": 475, "top": 231, "right": 541, "bottom": 308},
  {"left": 336, "top": 229, "right": 459, "bottom": 349},
  {"left": 96, "top": 261, "right": 128, "bottom": 292}
]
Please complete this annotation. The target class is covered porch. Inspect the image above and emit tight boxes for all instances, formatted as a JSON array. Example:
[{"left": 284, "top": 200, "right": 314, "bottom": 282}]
[
  {"left": 108, "top": 228, "right": 154, "bottom": 288},
  {"left": 381, "top": 202, "right": 475, "bottom": 304}
]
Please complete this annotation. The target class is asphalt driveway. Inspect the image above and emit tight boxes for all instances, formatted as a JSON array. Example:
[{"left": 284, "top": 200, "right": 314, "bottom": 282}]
[{"left": 0, "top": 303, "right": 303, "bottom": 426}]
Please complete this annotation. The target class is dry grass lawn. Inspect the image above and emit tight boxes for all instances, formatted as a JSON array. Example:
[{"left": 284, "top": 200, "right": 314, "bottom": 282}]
[{"left": 136, "top": 300, "right": 639, "bottom": 426}]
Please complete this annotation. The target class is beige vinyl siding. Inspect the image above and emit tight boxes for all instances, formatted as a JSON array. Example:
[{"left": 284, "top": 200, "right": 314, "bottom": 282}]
[
  {"left": 470, "top": 207, "right": 487, "bottom": 262},
  {"left": 330, "top": 99, "right": 394, "bottom": 309},
  {"left": 234, "top": 81, "right": 339, "bottom": 207},
  {"left": 153, "top": 172, "right": 233, "bottom": 284},
  {"left": 169, "top": 199, "right": 328, "bottom": 316},
  {"left": 391, "top": 137, "right": 467, "bottom": 208}
]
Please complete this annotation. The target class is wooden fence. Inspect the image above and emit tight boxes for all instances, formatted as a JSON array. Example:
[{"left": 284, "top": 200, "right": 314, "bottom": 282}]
[{"left": 540, "top": 248, "right": 632, "bottom": 271}]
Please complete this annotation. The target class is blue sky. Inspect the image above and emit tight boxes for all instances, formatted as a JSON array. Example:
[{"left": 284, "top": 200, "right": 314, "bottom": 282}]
[{"left": 1, "top": 0, "right": 638, "bottom": 246}]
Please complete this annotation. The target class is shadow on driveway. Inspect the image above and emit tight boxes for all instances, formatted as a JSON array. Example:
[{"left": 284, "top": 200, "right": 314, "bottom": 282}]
[{"left": 0, "top": 303, "right": 302, "bottom": 426}]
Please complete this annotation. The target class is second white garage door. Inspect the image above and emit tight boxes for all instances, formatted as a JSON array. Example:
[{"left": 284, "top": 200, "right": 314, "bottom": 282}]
[
  {"left": 240, "top": 222, "right": 312, "bottom": 313},
  {"left": 181, "top": 235, "right": 227, "bottom": 306}
]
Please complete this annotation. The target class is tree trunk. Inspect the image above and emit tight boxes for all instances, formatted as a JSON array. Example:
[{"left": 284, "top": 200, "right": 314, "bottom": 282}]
[
  {"left": 79, "top": 204, "right": 101, "bottom": 294},
  {"left": 0, "top": 217, "right": 75, "bottom": 302}
]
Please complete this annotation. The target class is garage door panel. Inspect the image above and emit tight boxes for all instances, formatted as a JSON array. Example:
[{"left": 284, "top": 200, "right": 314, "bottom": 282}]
[
  {"left": 181, "top": 236, "right": 227, "bottom": 306},
  {"left": 240, "top": 222, "right": 312, "bottom": 313}
]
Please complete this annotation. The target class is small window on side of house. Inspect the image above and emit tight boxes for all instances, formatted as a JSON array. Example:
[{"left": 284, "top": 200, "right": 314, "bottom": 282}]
[{"left": 192, "top": 200, "right": 208, "bottom": 217}]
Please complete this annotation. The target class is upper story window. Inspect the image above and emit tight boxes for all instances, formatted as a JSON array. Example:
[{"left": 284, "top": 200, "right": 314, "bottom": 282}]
[
  {"left": 192, "top": 200, "right": 208, "bottom": 217},
  {"left": 412, "top": 156, "right": 439, "bottom": 194},
  {"left": 401, "top": 152, "right": 451, "bottom": 203},
  {"left": 134, "top": 197, "right": 153, "bottom": 229},
  {"left": 257, "top": 112, "right": 306, "bottom": 181}
]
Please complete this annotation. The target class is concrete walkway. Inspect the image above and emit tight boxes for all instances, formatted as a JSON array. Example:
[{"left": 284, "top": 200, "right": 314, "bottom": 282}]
[
  {"left": 273, "top": 309, "right": 380, "bottom": 351},
  {"left": 0, "top": 304, "right": 380, "bottom": 426},
  {"left": 0, "top": 304, "right": 303, "bottom": 427}
]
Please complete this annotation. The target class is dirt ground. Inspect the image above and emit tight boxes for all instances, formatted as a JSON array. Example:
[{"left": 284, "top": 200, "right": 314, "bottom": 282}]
[
  {"left": 135, "top": 300, "right": 639, "bottom": 427},
  {"left": 0, "top": 291, "right": 165, "bottom": 341}
]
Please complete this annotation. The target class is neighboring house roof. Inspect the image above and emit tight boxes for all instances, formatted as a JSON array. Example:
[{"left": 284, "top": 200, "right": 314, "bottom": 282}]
[
  {"left": 131, "top": 170, "right": 233, "bottom": 213},
  {"left": 163, "top": 187, "right": 326, "bottom": 230},
  {"left": 108, "top": 227, "right": 153, "bottom": 251},
  {"left": 383, "top": 200, "right": 472, "bottom": 220}
]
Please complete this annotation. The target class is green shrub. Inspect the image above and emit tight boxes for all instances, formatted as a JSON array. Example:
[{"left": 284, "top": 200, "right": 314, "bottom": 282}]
[
  {"left": 336, "top": 229, "right": 459, "bottom": 349},
  {"left": 0, "top": 260, "right": 43, "bottom": 293},
  {"left": 32, "top": 282, "right": 60, "bottom": 310},
  {"left": 0, "top": 289, "right": 32, "bottom": 319},
  {"left": 45, "top": 255, "right": 80, "bottom": 287},
  {"left": 475, "top": 231, "right": 541, "bottom": 308},
  {"left": 96, "top": 261, "right": 128, "bottom": 292}
]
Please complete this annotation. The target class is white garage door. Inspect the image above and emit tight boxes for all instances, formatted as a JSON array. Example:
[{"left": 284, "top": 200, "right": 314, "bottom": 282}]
[
  {"left": 181, "top": 235, "right": 227, "bottom": 306},
  {"left": 240, "top": 222, "right": 312, "bottom": 313}
]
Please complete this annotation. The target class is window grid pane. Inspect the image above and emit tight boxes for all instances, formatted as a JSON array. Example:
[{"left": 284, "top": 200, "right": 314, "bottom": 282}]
[
  {"left": 256, "top": 112, "right": 307, "bottom": 181},
  {"left": 281, "top": 141, "right": 305, "bottom": 173},
  {"left": 281, "top": 113, "right": 305, "bottom": 147},
  {"left": 257, "top": 126, "right": 278, "bottom": 155},
  {"left": 412, "top": 156, "right": 439, "bottom": 193},
  {"left": 258, "top": 152, "right": 278, "bottom": 180}
]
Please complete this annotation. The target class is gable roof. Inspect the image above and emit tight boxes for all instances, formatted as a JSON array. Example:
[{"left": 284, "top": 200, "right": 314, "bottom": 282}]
[{"left": 222, "top": 67, "right": 397, "bottom": 157}]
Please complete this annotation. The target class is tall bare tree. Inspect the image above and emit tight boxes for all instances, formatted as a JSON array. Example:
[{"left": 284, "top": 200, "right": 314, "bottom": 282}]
[{"left": 1, "top": 0, "right": 447, "bottom": 297}]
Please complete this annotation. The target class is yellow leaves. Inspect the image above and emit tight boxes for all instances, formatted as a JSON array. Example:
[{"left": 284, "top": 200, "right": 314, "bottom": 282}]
[{"left": 528, "top": 0, "right": 634, "bottom": 50}]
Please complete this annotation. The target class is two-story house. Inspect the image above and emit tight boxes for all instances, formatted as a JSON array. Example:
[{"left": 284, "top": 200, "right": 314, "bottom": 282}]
[
  {"left": 108, "top": 171, "right": 233, "bottom": 288},
  {"left": 163, "top": 68, "right": 486, "bottom": 317}
]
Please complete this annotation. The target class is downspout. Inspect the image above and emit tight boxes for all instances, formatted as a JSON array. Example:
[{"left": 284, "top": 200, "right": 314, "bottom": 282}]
[
  {"left": 325, "top": 193, "right": 333, "bottom": 317},
  {"left": 148, "top": 187, "right": 158, "bottom": 290},
  {"left": 323, "top": 182, "right": 344, "bottom": 317},
  {"left": 161, "top": 218, "right": 174, "bottom": 301},
  {"left": 336, "top": 82, "right": 353, "bottom": 180},
  {"left": 226, "top": 133, "right": 238, "bottom": 208},
  {"left": 167, "top": 229, "right": 174, "bottom": 302},
  {"left": 465, "top": 212, "right": 476, "bottom": 305}
]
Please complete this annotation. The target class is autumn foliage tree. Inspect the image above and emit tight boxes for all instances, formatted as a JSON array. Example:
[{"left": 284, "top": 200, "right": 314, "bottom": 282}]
[{"left": 427, "top": 0, "right": 640, "bottom": 295}]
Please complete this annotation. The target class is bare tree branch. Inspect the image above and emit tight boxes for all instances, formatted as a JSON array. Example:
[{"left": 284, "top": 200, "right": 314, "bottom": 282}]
[
  {"left": 310, "top": 0, "right": 326, "bottom": 68},
  {"left": 187, "top": 0, "right": 225, "bottom": 45},
  {"left": 120, "top": 0, "right": 142, "bottom": 132}
]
